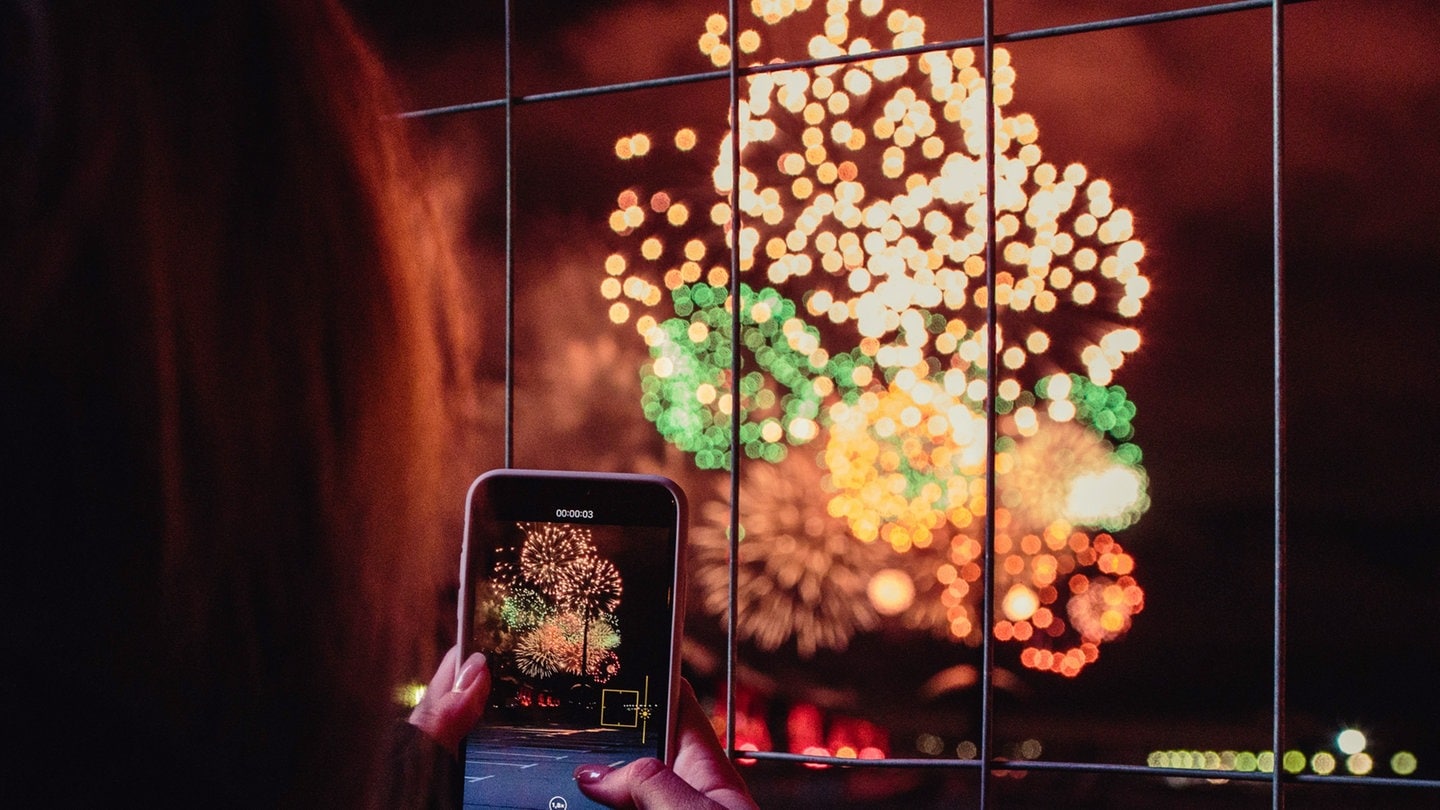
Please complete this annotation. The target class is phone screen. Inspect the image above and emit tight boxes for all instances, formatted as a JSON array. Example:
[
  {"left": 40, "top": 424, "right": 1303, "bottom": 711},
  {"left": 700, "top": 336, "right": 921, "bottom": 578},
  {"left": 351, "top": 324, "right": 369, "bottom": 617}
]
[{"left": 458, "top": 471, "right": 685, "bottom": 810}]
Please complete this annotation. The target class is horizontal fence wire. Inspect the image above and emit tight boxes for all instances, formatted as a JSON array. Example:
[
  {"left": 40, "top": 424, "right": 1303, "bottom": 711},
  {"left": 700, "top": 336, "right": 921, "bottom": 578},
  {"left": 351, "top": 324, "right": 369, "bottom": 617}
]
[
  {"left": 738, "top": 749, "right": 1440, "bottom": 790},
  {"left": 439, "top": 0, "right": 1440, "bottom": 802},
  {"left": 399, "top": 0, "right": 1317, "bottom": 120},
  {"left": 724, "top": 0, "right": 742, "bottom": 765}
]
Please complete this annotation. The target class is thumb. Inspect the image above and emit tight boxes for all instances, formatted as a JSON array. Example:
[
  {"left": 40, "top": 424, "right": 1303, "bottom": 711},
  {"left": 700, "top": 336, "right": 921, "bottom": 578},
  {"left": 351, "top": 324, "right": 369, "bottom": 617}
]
[
  {"left": 575, "top": 758, "right": 722, "bottom": 810},
  {"left": 408, "top": 650, "right": 490, "bottom": 752}
]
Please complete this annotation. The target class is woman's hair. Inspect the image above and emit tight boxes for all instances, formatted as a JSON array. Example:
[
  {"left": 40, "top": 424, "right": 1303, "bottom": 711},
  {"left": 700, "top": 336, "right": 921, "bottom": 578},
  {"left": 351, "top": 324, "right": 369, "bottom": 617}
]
[{"left": 2, "top": 2, "right": 465, "bottom": 805}]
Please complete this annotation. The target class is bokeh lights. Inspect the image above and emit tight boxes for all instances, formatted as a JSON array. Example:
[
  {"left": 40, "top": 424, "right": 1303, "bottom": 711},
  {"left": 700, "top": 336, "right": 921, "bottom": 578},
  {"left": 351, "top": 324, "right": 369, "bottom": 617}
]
[
  {"left": 603, "top": 0, "right": 1152, "bottom": 676},
  {"left": 1148, "top": 727, "right": 1420, "bottom": 780}
]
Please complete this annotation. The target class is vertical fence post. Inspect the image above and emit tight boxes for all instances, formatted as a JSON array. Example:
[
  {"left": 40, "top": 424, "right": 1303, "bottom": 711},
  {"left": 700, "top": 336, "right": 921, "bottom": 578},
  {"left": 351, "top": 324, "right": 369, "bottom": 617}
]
[
  {"left": 725, "top": 0, "right": 743, "bottom": 761},
  {"left": 979, "top": 1, "right": 999, "bottom": 806},
  {"left": 1270, "top": 0, "right": 1287, "bottom": 807},
  {"left": 502, "top": 0, "right": 516, "bottom": 468}
]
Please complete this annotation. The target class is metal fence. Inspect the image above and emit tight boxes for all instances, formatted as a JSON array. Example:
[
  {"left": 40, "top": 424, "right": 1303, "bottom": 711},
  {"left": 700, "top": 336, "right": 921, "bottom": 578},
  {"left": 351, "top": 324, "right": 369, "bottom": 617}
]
[{"left": 400, "top": 1, "right": 1440, "bottom": 805}]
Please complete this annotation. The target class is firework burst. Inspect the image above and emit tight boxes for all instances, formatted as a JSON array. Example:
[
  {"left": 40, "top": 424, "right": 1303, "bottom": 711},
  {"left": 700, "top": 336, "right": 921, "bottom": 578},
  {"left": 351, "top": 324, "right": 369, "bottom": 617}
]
[
  {"left": 556, "top": 611, "right": 621, "bottom": 651},
  {"left": 556, "top": 611, "right": 623, "bottom": 682},
  {"left": 998, "top": 413, "right": 1146, "bottom": 535},
  {"left": 604, "top": 0, "right": 1154, "bottom": 676},
  {"left": 500, "top": 586, "right": 554, "bottom": 633},
  {"left": 555, "top": 555, "right": 623, "bottom": 615},
  {"left": 514, "top": 622, "right": 577, "bottom": 679},
  {"left": 822, "top": 375, "right": 988, "bottom": 551},
  {"left": 692, "top": 456, "right": 890, "bottom": 657},
  {"left": 519, "top": 523, "right": 592, "bottom": 599}
]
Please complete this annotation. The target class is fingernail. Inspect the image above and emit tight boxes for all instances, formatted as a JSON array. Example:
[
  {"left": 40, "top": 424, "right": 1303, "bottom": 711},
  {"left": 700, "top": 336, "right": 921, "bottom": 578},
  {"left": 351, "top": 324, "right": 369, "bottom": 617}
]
[
  {"left": 454, "top": 653, "right": 485, "bottom": 691},
  {"left": 574, "top": 764, "right": 612, "bottom": 783}
]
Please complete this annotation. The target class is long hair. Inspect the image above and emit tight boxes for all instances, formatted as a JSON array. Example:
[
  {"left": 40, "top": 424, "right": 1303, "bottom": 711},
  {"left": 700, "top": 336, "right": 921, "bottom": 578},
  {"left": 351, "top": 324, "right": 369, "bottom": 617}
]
[{"left": 2, "top": 2, "right": 462, "bottom": 805}]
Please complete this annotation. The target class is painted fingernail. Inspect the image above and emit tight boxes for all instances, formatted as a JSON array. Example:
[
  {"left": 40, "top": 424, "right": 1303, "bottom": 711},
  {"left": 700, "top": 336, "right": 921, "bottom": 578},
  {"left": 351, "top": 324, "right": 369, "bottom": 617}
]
[
  {"left": 574, "top": 764, "right": 612, "bottom": 783},
  {"left": 454, "top": 653, "right": 486, "bottom": 691}
]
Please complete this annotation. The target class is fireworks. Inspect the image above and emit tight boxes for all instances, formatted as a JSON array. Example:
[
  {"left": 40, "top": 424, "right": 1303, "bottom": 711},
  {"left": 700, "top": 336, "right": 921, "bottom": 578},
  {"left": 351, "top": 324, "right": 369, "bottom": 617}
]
[
  {"left": 499, "top": 587, "right": 553, "bottom": 633},
  {"left": 1065, "top": 574, "right": 1142, "bottom": 645},
  {"left": 515, "top": 622, "right": 576, "bottom": 678},
  {"left": 557, "top": 611, "right": 621, "bottom": 652},
  {"left": 691, "top": 456, "right": 889, "bottom": 657},
  {"left": 997, "top": 408, "right": 1147, "bottom": 534},
  {"left": 555, "top": 556, "right": 623, "bottom": 614},
  {"left": 519, "top": 523, "right": 591, "bottom": 597},
  {"left": 511, "top": 612, "right": 624, "bottom": 682},
  {"left": 639, "top": 283, "right": 864, "bottom": 469},
  {"left": 823, "top": 375, "right": 988, "bottom": 550},
  {"left": 501, "top": 523, "right": 626, "bottom": 682},
  {"left": 605, "top": 0, "right": 1153, "bottom": 675},
  {"left": 558, "top": 611, "right": 624, "bottom": 683}
]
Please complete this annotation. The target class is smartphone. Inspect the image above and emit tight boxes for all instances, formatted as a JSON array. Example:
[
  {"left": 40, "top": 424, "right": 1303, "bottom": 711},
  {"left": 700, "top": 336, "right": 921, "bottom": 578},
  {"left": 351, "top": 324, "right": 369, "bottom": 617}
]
[{"left": 456, "top": 469, "right": 687, "bottom": 810}]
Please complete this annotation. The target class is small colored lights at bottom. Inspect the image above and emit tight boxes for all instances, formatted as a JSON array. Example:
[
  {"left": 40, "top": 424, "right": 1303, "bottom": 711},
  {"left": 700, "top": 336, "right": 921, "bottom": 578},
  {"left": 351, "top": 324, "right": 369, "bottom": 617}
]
[
  {"left": 1151, "top": 746, "right": 1421, "bottom": 779},
  {"left": 1346, "top": 753, "right": 1374, "bottom": 775},
  {"left": 1392, "top": 751, "right": 1419, "bottom": 776},
  {"left": 915, "top": 733, "right": 943, "bottom": 756}
]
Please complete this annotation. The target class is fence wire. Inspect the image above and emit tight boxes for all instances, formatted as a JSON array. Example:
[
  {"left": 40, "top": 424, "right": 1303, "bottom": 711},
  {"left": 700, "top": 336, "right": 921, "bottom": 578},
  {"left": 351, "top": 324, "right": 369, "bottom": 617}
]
[{"left": 402, "top": 1, "right": 1440, "bottom": 805}]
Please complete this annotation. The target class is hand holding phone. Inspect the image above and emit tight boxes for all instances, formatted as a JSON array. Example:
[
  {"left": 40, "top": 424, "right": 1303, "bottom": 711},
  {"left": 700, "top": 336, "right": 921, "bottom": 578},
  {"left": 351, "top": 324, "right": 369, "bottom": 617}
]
[
  {"left": 407, "top": 645, "right": 491, "bottom": 752},
  {"left": 456, "top": 470, "right": 687, "bottom": 810},
  {"left": 573, "top": 680, "right": 757, "bottom": 810}
]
